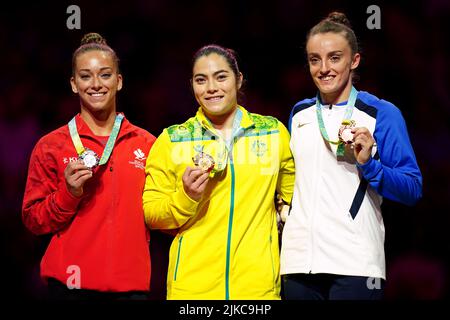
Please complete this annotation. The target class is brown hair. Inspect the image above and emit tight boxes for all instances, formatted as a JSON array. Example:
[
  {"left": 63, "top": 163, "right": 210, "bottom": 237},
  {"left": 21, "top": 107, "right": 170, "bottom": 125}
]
[
  {"left": 72, "top": 33, "right": 120, "bottom": 75},
  {"left": 307, "top": 12, "right": 359, "bottom": 56}
]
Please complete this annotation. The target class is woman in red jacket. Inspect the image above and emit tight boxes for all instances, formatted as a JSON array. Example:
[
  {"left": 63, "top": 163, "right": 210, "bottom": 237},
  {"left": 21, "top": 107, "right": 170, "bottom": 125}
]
[{"left": 22, "top": 33, "right": 156, "bottom": 300}]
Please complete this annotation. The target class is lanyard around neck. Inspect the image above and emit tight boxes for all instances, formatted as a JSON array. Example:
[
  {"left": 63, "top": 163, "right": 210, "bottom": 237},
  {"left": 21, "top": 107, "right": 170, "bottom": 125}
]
[
  {"left": 68, "top": 114, "right": 124, "bottom": 165},
  {"left": 315, "top": 86, "right": 358, "bottom": 156}
]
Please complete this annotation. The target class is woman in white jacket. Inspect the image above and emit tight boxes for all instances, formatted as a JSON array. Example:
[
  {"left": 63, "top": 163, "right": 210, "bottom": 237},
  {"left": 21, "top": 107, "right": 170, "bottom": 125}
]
[{"left": 280, "top": 12, "right": 422, "bottom": 300}]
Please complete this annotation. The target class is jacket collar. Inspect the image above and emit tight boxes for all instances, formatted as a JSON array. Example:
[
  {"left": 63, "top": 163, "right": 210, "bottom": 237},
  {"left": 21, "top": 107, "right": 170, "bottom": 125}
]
[
  {"left": 194, "top": 105, "right": 255, "bottom": 133},
  {"left": 73, "top": 112, "right": 132, "bottom": 140}
]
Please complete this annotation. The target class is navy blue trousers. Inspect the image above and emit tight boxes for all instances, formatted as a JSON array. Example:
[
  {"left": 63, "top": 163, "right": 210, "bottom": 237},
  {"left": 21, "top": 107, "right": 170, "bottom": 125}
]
[{"left": 283, "top": 273, "right": 385, "bottom": 300}]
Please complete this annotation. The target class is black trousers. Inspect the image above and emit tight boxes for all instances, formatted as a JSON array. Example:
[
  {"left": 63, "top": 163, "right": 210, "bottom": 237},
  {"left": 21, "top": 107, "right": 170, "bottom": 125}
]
[{"left": 47, "top": 278, "right": 149, "bottom": 301}]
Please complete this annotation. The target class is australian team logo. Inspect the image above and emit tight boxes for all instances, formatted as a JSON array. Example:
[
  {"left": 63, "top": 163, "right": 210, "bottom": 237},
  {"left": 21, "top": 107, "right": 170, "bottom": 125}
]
[{"left": 251, "top": 140, "right": 268, "bottom": 157}]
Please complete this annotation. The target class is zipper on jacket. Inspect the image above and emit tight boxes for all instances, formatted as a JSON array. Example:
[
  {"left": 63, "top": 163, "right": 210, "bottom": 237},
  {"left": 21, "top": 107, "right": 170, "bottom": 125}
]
[
  {"left": 106, "top": 155, "right": 115, "bottom": 286},
  {"left": 174, "top": 236, "right": 183, "bottom": 281},
  {"left": 269, "top": 235, "right": 276, "bottom": 287},
  {"left": 224, "top": 150, "right": 236, "bottom": 300},
  {"left": 309, "top": 126, "right": 323, "bottom": 274}
]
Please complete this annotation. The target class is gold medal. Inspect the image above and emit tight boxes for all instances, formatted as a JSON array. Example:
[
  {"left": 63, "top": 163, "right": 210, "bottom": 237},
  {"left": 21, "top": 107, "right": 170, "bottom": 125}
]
[{"left": 192, "top": 152, "right": 215, "bottom": 172}]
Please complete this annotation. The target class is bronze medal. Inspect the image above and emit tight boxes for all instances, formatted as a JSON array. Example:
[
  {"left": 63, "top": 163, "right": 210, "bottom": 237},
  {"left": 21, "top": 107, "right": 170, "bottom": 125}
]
[{"left": 338, "top": 120, "right": 356, "bottom": 144}]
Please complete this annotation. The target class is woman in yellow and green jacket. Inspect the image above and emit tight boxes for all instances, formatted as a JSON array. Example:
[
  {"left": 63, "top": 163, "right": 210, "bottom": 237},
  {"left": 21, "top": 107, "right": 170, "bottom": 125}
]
[{"left": 143, "top": 44, "right": 294, "bottom": 300}]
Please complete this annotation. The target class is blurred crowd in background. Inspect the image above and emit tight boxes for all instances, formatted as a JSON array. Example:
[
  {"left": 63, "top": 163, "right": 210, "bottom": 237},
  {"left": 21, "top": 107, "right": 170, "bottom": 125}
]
[{"left": 0, "top": 0, "right": 449, "bottom": 299}]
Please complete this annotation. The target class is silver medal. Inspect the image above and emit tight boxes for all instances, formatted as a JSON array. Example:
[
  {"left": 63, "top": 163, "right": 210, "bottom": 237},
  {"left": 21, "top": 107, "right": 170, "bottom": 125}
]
[{"left": 79, "top": 149, "right": 99, "bottom": 169}]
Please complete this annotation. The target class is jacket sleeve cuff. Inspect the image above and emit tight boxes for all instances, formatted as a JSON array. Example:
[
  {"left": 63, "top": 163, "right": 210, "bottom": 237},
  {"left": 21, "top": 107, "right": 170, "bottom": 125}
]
[
  {"left": 54, "top": 181, "right": 83, "bottom": 212},
  {"left": 357, "top": 157, "right": 380, "bottom": 180},
  {"left": 172, "top": 184, "right": 199, "bottom": 214}
]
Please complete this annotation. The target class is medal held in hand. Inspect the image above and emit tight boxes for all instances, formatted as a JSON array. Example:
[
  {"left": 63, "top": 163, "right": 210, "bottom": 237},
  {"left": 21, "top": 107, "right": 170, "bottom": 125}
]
[
  {"left": 79, "top": 148, "right": 100, "bottom": 170},
  {"left": 192, "top": 141, "right": 228, "bottom": 174},
  {"left": 192, "top": 152, "right": 215, "bottom": 173},
  {"left": 338, "top": 119, "right": 356, "bottom": 144},
  {"left": 68, "top": 114, "right": 124, "bottom": 173},
  {"left": 315, "top": 86, "right": 359, "bottom": 157}
]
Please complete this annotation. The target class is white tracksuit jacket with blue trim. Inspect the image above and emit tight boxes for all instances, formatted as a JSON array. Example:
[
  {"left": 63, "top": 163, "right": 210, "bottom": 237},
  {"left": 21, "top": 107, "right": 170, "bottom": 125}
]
[{"left": 280, "top": 90, "right": 422, "bottom": 279}]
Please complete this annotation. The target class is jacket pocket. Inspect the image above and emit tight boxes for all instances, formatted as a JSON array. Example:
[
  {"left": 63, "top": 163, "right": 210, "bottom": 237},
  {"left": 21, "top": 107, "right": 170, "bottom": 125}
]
[
  {"left": 173, "top": 235, "right": 184, "bottom": 281},
  {"left": 269, "top": 234, "right": 276, "bottom": 287}
]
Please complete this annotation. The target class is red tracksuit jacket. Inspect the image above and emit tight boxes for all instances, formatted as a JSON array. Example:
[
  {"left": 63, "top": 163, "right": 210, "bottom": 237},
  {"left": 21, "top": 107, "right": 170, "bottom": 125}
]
[{"left": 22, "top": 113, "right": 156, "bottom": 292}]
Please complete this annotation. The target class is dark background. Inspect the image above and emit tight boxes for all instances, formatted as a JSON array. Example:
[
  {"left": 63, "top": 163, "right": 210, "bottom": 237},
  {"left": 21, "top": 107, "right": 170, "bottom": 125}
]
[{"left": 0, "top": 0, "right": 449, "bottom": 300}]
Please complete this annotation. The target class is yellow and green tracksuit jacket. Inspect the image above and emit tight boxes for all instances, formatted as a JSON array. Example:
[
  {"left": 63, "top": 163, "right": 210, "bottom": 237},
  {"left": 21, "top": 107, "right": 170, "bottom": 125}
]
[{"left": 143, "top": 106, "right": 294, "bottom": 300}]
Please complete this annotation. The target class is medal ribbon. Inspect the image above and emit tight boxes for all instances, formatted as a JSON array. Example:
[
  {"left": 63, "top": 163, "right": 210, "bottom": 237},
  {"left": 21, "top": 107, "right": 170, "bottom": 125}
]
[
  {"left": 315, "top": 86, "right": 358, "bottom": 156},
  {"left": 68, "top": 114, "right": 124, "bottom": 165},
  {"left": 199, "top": 108, "right": 244, "bottom": 173}
]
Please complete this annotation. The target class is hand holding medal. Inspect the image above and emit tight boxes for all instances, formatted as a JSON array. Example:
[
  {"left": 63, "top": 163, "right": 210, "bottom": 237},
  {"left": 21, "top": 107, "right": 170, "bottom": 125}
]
[
  {"left": 182, "top": 165, "right": 210, "bottom": 202},
  {"left": 180, "top": 151, "right": 221, "bottom": 201},
  {"left": 352, "top": 126, "right": 377, "bottom": 165},
  {"left": 79, "top": 148, "right": 100, "bottom": 170},
  {"left": 64, "top": 159, "right": 93, "bottom": 198}
]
